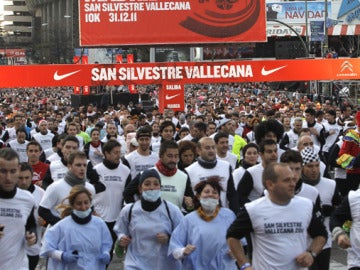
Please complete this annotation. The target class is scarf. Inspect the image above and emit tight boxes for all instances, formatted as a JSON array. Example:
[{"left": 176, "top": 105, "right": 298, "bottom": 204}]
[
  {"left": 91, "top": 140, "right": 101, "bottom": 148},
  {"left": 301, "top": 173, "right": 321, "bottom": 186},
  {"left": 0, "top": 186, "right": 16, "bottom": 199},
  {"left": 156, "top": 160, "right": 177, "bottom": 177},
  {"left": 103, "top": 159, "right": 120, "bottom": 169},
  {"left": 197, "top": 157, "right": 217, "bottom": 169},
  {"left": 71, "top": 211, "right": 92, "bottom": 224},
  {"left": 197, "top": 206, "right": 220, "bottom": 222},
  {"left": 64, "top": 171, "right": 86, "bottom": 187},
  {"left": 141, "top": 197, "right": 161, "bottom": 212}
]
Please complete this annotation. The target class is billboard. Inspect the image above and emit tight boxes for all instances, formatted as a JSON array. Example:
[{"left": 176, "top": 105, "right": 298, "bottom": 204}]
[
  {"left": 79, "top": 0, "right": 266, "bottom": 46},
  {"left": 266, "top": 1, "right": 331, "bottom": 24},
  {"left": 1, "top": 59, "right": 360, "bottom": 88}
]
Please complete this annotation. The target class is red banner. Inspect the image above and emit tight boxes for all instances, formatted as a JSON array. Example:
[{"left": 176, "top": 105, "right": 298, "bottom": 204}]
[
  {"left": 159, "top": 82, "right": 185, "bottom": 113},
  {"left": 73, "top": 56, "right": 81, "bottom": 94},
  {"left": 1, "top": 59, "right": 360, "bottom": 88},
  {"left": 78, "top": 0, "right": 266, "bottom": 46},
  {"left": 127, "top": 54, "right": 136, "bottom": 93},
  {"left": 0, "top": 49, "right": 26, "bottom": 58}
]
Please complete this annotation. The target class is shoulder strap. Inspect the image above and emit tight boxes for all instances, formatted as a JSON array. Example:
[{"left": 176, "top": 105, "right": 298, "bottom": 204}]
[
  {"left": 128, "top": 202, "right": 135, "bottom": 223},
  {"left": 163, "top": 200, "right": 174, "bottom": 230},
  {"left": 128, "top": 200, "right": 174, "bottom": 229}
]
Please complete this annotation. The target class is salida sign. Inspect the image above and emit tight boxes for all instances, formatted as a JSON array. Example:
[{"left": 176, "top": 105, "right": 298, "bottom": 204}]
[{"left": 79, "top": 0, "right": 266, "bottom": 46}]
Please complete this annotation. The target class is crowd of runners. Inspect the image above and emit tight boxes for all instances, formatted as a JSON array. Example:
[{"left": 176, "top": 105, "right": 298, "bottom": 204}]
[{"left": 0, "top": 83, "right": 359, "bottom": 270}]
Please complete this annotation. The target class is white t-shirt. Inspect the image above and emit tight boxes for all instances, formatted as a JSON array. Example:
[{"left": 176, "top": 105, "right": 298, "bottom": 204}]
[{"left": 39, "top": 179, "right": 95, "bottom": 218}]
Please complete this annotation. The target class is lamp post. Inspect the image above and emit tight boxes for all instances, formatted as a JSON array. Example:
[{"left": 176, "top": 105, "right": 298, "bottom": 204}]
[{"left": 305, "top": 0, "right": 309, "bottom": 53}]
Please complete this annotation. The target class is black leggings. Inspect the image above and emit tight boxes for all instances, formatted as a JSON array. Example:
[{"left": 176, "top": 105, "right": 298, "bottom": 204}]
[
  {"left": 105, "top": 221, "right": 117, "bottom": 267},
  {"left": 28, "top": 255, "right": 39, "bottom": 270},
  {"left": 309, "top": 248, "right": 331, "bottom": 270}
]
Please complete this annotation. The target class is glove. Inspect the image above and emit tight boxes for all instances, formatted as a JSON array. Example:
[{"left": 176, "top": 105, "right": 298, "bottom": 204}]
[
  {"left": 98, "top": 252, "right": 111, "bottom": 264},
  {"left": 62, "top": 251, "right": 79, "bottom": 263}
]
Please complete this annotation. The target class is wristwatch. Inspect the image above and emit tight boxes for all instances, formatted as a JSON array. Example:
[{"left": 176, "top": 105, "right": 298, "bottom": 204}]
[{"left": 307, "top": 249, "right": 317, "bottom": 259}]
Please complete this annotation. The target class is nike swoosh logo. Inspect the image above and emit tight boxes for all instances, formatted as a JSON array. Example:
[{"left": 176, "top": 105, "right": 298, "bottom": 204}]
[
  {"left": 261, "top": 65, "right": 287, "bottom": 76},
  {"left": 54, "top": 70, "right": 81, "bottom": 81},
  {"left": 165, "top": 94, "right": 181, "bottom": 100}
]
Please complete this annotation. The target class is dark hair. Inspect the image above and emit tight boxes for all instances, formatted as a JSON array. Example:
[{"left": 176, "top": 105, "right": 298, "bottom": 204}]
[
  {"left": 315, "top": 110, "right": 324, "bottom": 117},
  {"left": 326, "top": 109, "right": 336, "bottom": 117},
  {"left": 194, "top": 122, "right": 207, "bottom": 133},
  {"left": 68, "top": 151, "right": 87, "bottom": 165},
  {"left": 254, "top": 119, "right": 284, "bottom": 144},
  {"left": 159, "top": 140, "right": 178, "bottom": 157},
  {"left": 16, "top": 127, "right": 27, "bottom": 135},
  {"left": 20, "top": 162, "right": 33, "bottom": 174},
  {"left": 193, "top": 177, "right": 223, "bottom": 209},
  {"left": 242, "top": 142, "right": 259, "bottom": 156},
  {"left": 259, "top": 139, "right": 277, "bottom": 153},
  {"left": 214, "top": 132, "right": 228, "bottom": 144},
  {"left": 90, "top": 128, "right": 100, "bottom": 136},
  {"left": 160, "top": 120, "right": 175, "bottom": 133},
  {"left": 26, "top": 140, "right": 42, "bottom": 151},
  {"left": 0, "top": 148, "right": 19, "bottom": 162},
  {"left": 304, "top": 108, "right": 316, "bottom": 116},
  {"left": 103, "top": 140, "right": 121, "bottom": 154},
  {"left": 280, "top": 149, "right": 302, "bottom": 164},
  {"left": 62, "top": 135, "right": 79, "bottom": 147},
  {"left": 178, "top": 140, "right": 197, "bottom": 157},
  {"left": 136, "top": 126, "right": 152, "bottom": 139},
  {"left": 178, "top": 127, "right": 190, "bottom": 135}
]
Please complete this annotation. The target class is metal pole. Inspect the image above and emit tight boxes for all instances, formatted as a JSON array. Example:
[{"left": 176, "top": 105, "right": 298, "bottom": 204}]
[
  {"left": 324, "top": 0, "right": 329, "bottom": 56},
  {"left": 305, "top": 0, "right": 309, "bottom": 53}
]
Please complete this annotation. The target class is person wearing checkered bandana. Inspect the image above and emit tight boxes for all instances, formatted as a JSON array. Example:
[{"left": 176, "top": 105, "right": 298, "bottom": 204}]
[{"left": 301, "top": 147, "right": 342, "bottom": 270}]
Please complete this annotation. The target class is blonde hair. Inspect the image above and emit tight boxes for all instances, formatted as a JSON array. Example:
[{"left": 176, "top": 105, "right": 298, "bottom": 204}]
[{"left": 56, "top": 185, "right": 92, "bottom": 219}]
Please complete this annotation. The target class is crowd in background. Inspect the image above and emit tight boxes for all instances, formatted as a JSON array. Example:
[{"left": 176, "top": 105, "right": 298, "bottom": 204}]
[{"left": 0, "top": 83, "right": 359, "bottom": 270}]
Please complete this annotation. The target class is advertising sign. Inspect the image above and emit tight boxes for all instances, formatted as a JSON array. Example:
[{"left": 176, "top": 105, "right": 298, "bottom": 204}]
[
  {"left": 310, "top": 20, "right": 325, "bottom": 41},
  {"left": 79, "top": 0, "right": 266, "bottom": 46},
  {"left": 1, "top": 59, "right": 360, "bottom": 88},
  {"left": 266, "top": 1, "right": 331, "bottom": 24},
  {"left": 159, "top": 83, "right": 185, "bottom": 112}
]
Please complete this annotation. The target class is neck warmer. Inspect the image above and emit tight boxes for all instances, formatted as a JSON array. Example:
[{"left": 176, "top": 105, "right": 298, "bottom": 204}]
[
  {"left": 197, "top": 157, "right": 217, "bottom": 169},
  {"left": 61, "top": 157, "right": 68, "bottom": 166},
  {"left": 91, "top": 140, "right": 101, "bottom": 148},
  {"left": 197, "top": 206, "right": 220, "bottom": 222},
  {"left": 156, "top": 160, "right": 177, "bottom": 177},
  {"left": 28, "top": 184, "right": 35, "bottom": 193},
  {"left": 64, "top": 171, "right": 86, "bottom": 187},
  {"left": 307, "top": 121, "right": 316, "bottom": 127},
  {"left": 301, "top": 173, "right": 321, "bottom": 186},
  {"left": 103, "top": 159, "right": 120, "bottom": 170},
  {"left": 294, "top": 179, "right": 303, "bottom": 194},
  {"left": 0, "top": 186, "right": 16, "bottom": 199},
  {"left": 71, "top": 211, "right": 92, "bottom": 224},
  {"left": 241, "top": 160, "right": 256, "bottom": 170},
  {"left": 140, "top": 197, "right": 161, "bottom": 212}
]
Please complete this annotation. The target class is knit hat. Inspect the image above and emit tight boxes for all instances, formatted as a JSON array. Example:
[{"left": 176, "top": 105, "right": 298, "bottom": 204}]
[
  {"left": 139, "top": 168, "right": 161, "bottom": 185},
  {"left": 300, "top": 147, "right": 320, "bottom": 166}
]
